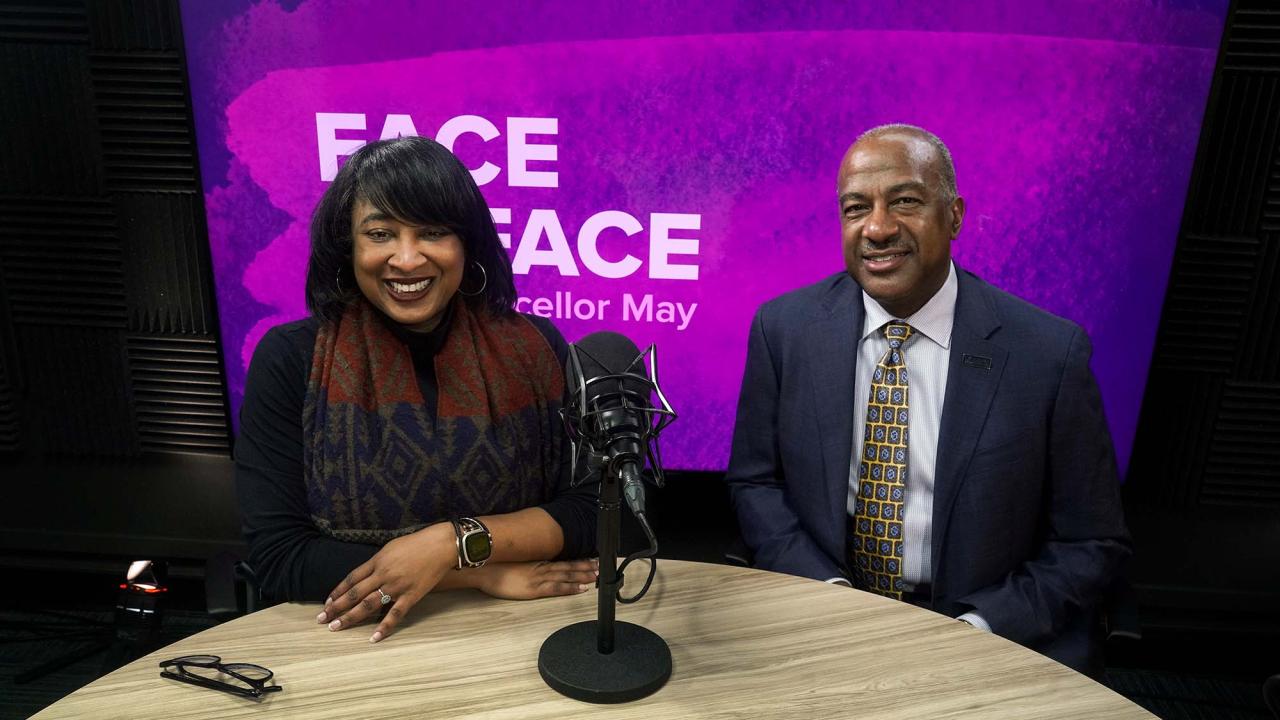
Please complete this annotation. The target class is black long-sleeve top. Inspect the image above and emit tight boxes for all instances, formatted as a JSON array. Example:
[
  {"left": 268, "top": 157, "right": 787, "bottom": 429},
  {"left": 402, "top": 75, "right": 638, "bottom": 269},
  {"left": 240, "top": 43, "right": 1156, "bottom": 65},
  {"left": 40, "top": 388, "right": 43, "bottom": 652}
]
[{"left": 234, "top": 308, "right": 596, "bottom": 602}]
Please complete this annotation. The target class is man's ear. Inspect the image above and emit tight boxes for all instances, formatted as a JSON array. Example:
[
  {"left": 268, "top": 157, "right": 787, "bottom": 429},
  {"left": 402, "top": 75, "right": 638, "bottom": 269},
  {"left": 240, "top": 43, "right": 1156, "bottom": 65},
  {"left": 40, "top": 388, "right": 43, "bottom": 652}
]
[{"left": 949, "top": 196, "right": 966, "bottom": 238}]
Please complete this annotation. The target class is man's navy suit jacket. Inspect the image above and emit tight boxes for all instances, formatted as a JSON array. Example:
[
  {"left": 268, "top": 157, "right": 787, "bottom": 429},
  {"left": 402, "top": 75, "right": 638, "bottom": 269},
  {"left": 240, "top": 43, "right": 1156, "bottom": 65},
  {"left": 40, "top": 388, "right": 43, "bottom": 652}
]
[{"left": 726, "top": 267, "right": 1131, "bottom": 674}]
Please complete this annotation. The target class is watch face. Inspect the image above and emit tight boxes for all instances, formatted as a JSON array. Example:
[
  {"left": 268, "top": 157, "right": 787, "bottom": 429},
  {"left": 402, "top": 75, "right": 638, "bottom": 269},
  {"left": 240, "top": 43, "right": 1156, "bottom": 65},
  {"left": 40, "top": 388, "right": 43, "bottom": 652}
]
[{"left": 463, "top": 531, "right": 492, "bottom": 563}]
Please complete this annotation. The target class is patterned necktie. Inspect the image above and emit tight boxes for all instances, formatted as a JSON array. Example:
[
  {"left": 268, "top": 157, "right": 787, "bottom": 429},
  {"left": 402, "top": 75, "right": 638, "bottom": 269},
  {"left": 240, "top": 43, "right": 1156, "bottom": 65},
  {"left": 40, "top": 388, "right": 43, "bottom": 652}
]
[{"left": 851, "top": 321, "right": 914, "bottom": 599}]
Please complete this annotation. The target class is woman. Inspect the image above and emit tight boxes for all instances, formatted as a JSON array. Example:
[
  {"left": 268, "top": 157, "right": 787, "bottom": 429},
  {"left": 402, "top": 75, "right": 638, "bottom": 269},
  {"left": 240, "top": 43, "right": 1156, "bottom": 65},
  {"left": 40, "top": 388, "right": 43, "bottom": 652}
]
[{"left": 235, "top": 136, "right": 597, "bottom": 643}]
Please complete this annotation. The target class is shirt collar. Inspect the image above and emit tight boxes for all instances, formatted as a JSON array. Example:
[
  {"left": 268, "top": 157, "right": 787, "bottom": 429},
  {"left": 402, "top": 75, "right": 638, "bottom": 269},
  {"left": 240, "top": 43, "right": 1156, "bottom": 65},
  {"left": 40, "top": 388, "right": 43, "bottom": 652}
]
[{"left": 860, "top": 261, "right": 957, "bottom": 350}]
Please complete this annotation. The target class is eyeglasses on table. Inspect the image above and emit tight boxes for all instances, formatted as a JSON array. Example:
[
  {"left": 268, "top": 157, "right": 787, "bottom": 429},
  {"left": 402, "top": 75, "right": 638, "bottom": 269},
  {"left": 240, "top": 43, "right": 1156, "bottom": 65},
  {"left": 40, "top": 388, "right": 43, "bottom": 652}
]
[{"left": 158, "top": 654, "right": 282, "bottom": 699}]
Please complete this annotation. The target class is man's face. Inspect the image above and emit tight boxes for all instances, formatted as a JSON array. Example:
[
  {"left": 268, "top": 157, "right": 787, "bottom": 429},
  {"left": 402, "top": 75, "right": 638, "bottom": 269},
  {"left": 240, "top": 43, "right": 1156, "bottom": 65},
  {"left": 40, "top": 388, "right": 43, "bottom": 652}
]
[{"left": 837, "top": 134, "right": 964, "bottom": 318}]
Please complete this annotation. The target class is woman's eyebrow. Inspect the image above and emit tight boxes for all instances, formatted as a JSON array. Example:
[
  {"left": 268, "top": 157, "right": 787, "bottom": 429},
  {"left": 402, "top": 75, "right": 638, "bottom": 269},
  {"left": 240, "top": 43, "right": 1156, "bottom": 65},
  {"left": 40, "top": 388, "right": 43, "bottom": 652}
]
[{"left": 357, "top": 210, "right": 395, "bottom": 226}]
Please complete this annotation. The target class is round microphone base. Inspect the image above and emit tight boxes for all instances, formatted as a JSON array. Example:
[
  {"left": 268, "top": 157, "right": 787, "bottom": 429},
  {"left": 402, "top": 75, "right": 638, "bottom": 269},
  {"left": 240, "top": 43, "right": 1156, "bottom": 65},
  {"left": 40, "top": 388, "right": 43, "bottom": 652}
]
[{"left": 538, "top": 620, "right": 672, "bottom": 704}]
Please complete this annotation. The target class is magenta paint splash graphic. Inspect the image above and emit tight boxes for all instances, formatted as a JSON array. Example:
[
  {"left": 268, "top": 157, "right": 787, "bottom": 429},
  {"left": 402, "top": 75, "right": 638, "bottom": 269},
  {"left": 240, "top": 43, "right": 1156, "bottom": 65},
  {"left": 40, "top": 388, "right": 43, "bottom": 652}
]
[{"left": 180, "top": 0, "right": 1227, "bottom": 472}]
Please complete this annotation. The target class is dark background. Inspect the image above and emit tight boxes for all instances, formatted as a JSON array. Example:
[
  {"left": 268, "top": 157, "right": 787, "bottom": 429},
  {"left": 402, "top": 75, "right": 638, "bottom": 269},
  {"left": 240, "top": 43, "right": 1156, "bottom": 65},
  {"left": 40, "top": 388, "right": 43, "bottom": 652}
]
[{"left": 0, "top": 0, "right": 1277, "bottom": 717}]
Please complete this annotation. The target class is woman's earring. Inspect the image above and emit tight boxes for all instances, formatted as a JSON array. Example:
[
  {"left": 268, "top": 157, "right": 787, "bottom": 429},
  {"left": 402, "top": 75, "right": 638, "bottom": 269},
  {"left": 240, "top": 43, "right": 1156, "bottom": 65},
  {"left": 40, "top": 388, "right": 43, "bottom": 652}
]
[
  {"left": 335, "top": 269, "right": 345, "bottom": 293},
  {"left": 458, "top": 261, "right": 488, "bottom": 297}
]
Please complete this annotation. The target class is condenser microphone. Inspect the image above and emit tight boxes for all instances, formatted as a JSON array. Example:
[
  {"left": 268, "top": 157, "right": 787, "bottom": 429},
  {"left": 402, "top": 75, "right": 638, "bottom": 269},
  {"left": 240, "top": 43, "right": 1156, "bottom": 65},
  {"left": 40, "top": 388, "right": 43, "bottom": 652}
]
[
  {"left": 541, "top": 331, "right": 676, "bottom": 704},
  {"left": 564, "top": 331, "right": 661, "bottom": 516}
]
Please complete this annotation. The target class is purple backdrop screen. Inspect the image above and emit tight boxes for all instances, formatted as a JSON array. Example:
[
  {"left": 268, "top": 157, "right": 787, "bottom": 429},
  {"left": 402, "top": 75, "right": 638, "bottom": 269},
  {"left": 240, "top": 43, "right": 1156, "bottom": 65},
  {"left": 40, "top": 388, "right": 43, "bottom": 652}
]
[{"left": 181, "top": 0, "right": 1227, "bottom": 473}]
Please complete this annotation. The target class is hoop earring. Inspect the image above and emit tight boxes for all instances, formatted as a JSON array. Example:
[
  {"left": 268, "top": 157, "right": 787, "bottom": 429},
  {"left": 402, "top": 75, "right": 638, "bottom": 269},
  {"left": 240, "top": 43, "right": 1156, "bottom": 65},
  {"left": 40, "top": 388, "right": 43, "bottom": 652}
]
[
  {"left": 335, "top": 269, "right": 346, "bottom": 294},
  {"left": 458, "top": 261, "right": 488, "bottom": 297}
]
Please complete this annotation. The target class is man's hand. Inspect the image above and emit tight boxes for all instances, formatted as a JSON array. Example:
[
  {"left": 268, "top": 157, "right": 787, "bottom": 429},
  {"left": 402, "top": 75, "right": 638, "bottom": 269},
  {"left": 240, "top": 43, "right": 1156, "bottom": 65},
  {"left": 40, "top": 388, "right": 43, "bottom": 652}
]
[
  {"left": 476, "top": 559, "right": 599, "bottom": 600},
  {"left": 316, "top": 522, "right": 456, "bottom": 643}
]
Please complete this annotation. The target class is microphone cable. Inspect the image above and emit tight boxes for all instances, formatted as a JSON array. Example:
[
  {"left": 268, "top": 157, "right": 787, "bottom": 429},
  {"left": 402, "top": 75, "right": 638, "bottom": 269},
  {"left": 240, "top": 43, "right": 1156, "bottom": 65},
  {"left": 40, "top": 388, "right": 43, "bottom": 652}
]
[{"left": 616, "top": 487, "right": 659, "bottom": 604}]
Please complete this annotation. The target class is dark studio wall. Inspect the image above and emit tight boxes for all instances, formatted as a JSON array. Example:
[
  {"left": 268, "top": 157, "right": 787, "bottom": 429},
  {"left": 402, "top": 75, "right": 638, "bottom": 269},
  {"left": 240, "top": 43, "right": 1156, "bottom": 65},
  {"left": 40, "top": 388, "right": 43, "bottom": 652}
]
[
  {"left": 1124, "top": 0, "right": 1280, "bottom": 640},
  {"left": 0, "top": 0, "right": 238, "bottom": 569},
  {"left": 0, "top": 0, "right": 1276, "bottom": 648}
]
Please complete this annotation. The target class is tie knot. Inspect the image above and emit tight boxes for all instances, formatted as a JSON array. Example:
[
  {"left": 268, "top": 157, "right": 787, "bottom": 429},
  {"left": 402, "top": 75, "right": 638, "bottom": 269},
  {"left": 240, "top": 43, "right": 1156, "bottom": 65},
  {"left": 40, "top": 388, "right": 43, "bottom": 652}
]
[{"left": 883, "top": 322, "right": 914, "bottom": 349}]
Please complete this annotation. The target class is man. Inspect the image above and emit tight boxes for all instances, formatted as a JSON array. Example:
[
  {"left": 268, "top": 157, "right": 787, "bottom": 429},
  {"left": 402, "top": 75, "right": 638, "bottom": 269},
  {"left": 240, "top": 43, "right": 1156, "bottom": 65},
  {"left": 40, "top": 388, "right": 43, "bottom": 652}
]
[{"left": 726, "top": 124, "right": 1130, "bottom": 674}]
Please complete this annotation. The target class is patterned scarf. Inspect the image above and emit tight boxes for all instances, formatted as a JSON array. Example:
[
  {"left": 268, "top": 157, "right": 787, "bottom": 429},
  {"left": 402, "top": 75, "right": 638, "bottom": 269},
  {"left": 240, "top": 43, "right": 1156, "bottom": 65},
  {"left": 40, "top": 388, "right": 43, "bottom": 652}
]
[{"left": 302, "top": 298, "right": 565, "bottom": 544}]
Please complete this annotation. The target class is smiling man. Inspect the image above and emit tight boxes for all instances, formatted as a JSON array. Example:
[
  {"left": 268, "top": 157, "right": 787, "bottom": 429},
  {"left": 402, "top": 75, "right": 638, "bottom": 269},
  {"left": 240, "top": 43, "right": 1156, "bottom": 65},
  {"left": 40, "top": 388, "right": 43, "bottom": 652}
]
[{"left": 725, "top": 124, "right": 1131, "bottom": 675}]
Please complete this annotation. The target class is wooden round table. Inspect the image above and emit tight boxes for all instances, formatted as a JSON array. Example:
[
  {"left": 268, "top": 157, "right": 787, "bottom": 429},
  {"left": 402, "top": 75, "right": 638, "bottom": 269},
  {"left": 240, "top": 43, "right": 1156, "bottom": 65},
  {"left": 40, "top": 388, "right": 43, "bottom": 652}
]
[{"left": 32, "top": 560, "right": 1154, "bottom": 719}]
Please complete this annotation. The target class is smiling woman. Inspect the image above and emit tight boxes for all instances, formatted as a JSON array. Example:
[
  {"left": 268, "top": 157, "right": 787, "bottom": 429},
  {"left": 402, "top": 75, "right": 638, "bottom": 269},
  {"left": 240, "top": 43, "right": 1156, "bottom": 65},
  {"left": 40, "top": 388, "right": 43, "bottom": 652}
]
[
  {"left": 350, "top": 199, "right": 465, "bottom": 332},
  {"left": 234, "top": 137, "right": 598, "bottom": 644}
]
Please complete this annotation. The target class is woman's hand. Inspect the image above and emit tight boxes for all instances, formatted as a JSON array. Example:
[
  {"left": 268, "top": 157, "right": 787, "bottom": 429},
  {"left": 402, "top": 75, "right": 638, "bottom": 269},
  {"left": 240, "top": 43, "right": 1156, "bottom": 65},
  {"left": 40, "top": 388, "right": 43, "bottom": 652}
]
[
  {"left": 316, "top": 522, "right": 456, "bottom": 643},
  {"left": 476, "top": 559, "right": 599, "bottom": 600}
]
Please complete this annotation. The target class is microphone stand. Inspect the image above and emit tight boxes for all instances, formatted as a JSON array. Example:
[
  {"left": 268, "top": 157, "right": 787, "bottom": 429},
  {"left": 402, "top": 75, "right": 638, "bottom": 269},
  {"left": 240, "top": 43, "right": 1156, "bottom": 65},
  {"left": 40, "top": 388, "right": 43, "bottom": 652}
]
[
  {"left": 538, "top": 440, "right": 671, "bottom": 704},
  {"left": 595, "top": 458, "right": 622, "bottom": 654}
]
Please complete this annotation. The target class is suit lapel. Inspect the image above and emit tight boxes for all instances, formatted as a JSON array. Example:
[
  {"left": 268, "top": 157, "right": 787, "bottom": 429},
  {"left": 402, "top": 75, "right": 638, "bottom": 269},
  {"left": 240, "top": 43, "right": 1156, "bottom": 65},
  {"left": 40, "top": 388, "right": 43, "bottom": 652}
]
[
  {"left": 805, "top": 276, "right": 862, "bottom": 564},
  {"left": 931, "top": 271, "right": 1008, "bottom": 577}
]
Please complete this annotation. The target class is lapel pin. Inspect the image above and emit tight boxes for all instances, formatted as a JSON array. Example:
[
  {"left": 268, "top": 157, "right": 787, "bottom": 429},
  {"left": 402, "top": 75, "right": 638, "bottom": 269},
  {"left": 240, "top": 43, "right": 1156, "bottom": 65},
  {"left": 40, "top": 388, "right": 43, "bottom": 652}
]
[{"left": 962, "top": 354, "right": 992, "bottom": 370}]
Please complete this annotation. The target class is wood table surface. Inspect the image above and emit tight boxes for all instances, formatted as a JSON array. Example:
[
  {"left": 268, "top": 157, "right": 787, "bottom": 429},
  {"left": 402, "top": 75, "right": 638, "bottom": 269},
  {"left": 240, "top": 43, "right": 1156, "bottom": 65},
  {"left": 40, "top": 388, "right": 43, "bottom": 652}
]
[{"left": 33, "top": 560, "right": 1154, "bottom": 719}]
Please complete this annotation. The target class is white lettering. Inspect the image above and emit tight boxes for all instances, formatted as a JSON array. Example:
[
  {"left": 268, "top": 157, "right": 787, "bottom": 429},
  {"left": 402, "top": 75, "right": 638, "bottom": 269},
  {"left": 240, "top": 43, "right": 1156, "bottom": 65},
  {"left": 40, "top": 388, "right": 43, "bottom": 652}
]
[
  {"left": 316, "top": 112, "right": 367, "bottom": 181},
  {"left": 507, "top": 117, "right": 558, "bottom": 188},
  {"left": 577, "top": 211, "right": 643, "bottom": 279},
  {"left": 649, "top": 213, "right": 701, "bottom": 280},
  {"left": 515, "top": 292, "right": 612, "bottom": 320},
  {"left": 623, "top": 293, "right": 653, "bottom": 321},
  {"left": 437, "top": 115, "right": 501, "bottom": 186},
  {"left": 511, "top": 209, "right": 579, "bottom": 276},
  {"left": 675, "top": 301, "right": 697, "bottom": 330},
  {"left": 621, "top": 293, "right": 697, "bottom": 330}
]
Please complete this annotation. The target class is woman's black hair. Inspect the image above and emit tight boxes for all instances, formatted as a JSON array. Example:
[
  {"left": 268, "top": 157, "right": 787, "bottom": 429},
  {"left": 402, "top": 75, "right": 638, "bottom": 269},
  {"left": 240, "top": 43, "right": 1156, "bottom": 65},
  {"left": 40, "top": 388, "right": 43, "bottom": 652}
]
[{"left": 305, "top": 135, "right": 517, "bottom": 324}]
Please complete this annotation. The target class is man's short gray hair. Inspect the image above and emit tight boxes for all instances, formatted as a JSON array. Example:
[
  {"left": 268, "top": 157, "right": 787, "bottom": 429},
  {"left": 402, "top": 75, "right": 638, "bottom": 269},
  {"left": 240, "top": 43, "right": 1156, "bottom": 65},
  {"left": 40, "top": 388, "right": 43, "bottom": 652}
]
[{"left": 855, "top": 124, "right": 957, "bottom": 201}]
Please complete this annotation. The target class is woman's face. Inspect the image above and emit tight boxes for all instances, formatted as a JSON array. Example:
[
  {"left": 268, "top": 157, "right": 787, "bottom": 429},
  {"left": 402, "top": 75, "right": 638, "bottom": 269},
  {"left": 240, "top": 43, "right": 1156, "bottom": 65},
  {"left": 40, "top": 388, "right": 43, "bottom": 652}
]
[{"left": 350, "top": 198, "right": 465, "bottom": 332}]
